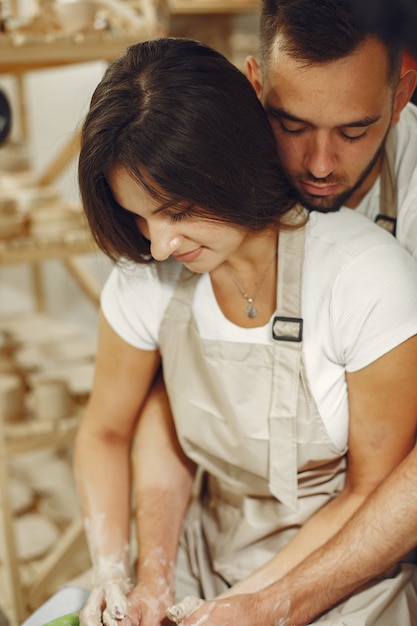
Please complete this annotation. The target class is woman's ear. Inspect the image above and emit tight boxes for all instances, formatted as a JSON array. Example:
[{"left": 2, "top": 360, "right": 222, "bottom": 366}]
[
  {"left": 391, "top": 69, "right": 417, "bottom": 125},
  {"left": 246, "top": 56, "right": 263, "bottom": 100}
]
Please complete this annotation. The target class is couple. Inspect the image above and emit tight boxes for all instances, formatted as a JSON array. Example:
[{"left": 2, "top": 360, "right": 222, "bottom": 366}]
[{"left": 74, "top": 1, "right": 417, "bottom": 625}]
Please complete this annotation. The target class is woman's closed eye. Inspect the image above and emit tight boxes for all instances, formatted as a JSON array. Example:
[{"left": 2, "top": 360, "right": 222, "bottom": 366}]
[{"left": 165, "top": 203, "right": 195, "bottom": 222}]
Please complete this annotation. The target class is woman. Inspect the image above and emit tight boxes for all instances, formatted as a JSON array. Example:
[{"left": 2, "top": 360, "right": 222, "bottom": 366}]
[{"left": 75, "top": 38, "right": 417, "bottom": 626}]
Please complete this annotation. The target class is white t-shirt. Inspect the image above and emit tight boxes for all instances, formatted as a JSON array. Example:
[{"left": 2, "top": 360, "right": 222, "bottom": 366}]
[
  {"left": 354, "top": 103, "right": 417, "bottom": 259},
  {"left": 101, "top": 209, "right": 417, "bottom": 452}
]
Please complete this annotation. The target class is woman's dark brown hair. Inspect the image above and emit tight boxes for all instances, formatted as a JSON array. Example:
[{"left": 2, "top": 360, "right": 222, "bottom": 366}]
[{"left": 78, "top": 37, "right": 297, "bottom": 263}]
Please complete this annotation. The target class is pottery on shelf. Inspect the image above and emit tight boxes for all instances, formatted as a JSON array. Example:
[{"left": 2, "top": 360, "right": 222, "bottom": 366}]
[
  {"left": 0, "top": 512, "right": 60, "bottom": 562},
  {"left": 8, "top": 478, "right": 35, "bottom": 515},
  {"left": 0, "top": 312, "right": 83, "bottom": 346},
  {"left": 28, "top": 202, "right": 85, "bottom": 242},
  {"left": 11, "top": 451, "right": 76, "bottom": 496},
  {"left": 29, "top": 361, "right": 95, "bottom": 396},
  {"left": 15, "top": 337, "right": 96, "bottom": 371},
  {"left": 0, "top": 202, "right": 27, "bottom": 240},
  {"left": 38, "top": 486, "right": 80, "bottom": 524},
  {"left": 8, "top": 448, "right": 60, "bottom": 482},
  {"left": 0, "top": 373, "right": 25, "bottom": 422},
  {"left": 32, "top": 377, "right": 73, "bottom": 421},
  {"left": 50, "top": 0, "right": 99, "bottom": 34}
]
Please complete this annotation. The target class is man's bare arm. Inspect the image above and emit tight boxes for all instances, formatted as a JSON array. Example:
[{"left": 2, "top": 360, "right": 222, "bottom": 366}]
[{"left": 261, "top": 444, "right": 417, "bottom": 624}]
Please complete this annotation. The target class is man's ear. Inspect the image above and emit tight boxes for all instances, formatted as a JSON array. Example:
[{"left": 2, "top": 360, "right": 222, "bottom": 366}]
[
  {"left": 246, "top": 56, "right": 263, "bottom": 99},
  {"left": 392, "top": 69, "right": 417, "bottom": 125}
]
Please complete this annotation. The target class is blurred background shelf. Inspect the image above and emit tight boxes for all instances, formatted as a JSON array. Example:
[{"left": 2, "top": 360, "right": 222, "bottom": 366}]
[
  {"left": 0, "top": 2, "right": 164, "bottom": 623},
  {"left": 0, "top": 311, "right": 95, "bottom": 626},
  {"left": 167, "top": 0, "right": 259, "bottom": 14},
  {"left": 0, "top": 232, "right": 98, "bottom": 265},
  {"left": 0, "top": 32, "right": 157, "bottom": 72}
]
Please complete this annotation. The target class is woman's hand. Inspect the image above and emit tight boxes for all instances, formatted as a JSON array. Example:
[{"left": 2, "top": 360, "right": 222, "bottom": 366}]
[
  {"left": 79, "top": 576, "right": 132, "bottom": 626},
  {"left": 80, "top": 579, "right": 174, "bottom": 626},
  {"left": 125, "top": 581, "right": 175, "bottom": 626}
]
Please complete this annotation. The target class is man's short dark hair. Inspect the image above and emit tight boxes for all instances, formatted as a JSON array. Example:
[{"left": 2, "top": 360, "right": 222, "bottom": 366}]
[{"left": 260, "top": 0, "right": 403, "bottom": 87}]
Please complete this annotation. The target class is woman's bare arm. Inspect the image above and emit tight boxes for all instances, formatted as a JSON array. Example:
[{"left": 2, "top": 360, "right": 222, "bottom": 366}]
[{"left": 74, "top": 312, "right": 160, "bottom": 626}]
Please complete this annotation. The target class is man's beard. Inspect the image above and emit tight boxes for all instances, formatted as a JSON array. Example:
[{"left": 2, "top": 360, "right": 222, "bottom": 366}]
[{"left": 289, "top": 132, "right": 388, "bottom": 213}]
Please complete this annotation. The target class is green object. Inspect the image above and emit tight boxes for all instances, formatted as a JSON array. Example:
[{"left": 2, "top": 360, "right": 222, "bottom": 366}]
[{"left": 43, "top": 612, "right": 80, "bottom": 626}]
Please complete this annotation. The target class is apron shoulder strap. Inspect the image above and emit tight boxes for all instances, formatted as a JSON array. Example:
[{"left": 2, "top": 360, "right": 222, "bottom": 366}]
[
  {"left": 268, "top": 207, "right": 307, "bottom": 511},
  {"left": 375, "top": 129, "right": 397, "bottom": 236}
]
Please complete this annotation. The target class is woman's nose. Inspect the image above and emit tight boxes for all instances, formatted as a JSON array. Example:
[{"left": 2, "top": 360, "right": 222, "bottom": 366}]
[{"left": 149, "top": 223, "right": 183, "bottom": 261}]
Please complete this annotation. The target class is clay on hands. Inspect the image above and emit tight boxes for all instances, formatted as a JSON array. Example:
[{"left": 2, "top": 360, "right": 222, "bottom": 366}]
[{"left": 166, "top": 597, "right": 204, "bottom": 624}]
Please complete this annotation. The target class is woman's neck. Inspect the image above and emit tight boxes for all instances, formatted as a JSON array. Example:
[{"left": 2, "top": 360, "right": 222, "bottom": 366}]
[{"left": 210, "top": 228, "right": 279, "bottom": 328}]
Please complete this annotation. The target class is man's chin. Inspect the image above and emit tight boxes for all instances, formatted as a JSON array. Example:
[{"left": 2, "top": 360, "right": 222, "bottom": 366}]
[
  {"left": 303, "top": 202, "right": 343, "bottom": 214},
  {"left": 295, "top": 191, "right": 349, "bottom": 213}
]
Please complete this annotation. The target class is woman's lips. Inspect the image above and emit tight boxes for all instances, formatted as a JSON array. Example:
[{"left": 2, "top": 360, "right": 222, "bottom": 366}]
[{"left": 173, "top": 247, "right": 202, "bottom": 263}]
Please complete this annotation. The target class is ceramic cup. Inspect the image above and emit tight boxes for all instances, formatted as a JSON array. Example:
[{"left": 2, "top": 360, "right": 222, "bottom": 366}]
[
  {"left": 32, "top": 378, "right": 73, "bottom": 421},
  {"left": 0, "top": 373, "right": 24, "bottom": 422},
  {"left": 0, "top": 355, "right": 16, "bottom": 375}
]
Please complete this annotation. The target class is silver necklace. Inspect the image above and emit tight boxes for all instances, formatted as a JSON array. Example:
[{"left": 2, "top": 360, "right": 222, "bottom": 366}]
[{"left": 223, "top": 250, "right": 277, "bottom": 318}]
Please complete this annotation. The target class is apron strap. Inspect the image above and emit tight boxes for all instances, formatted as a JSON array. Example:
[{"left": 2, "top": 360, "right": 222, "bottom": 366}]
[
  {"left": 173, "top": 217, "right": 308, "bottom": 512},
  {"left": 268, "top": 207, "right": 306, "bottom": 511},
  {"left": 375, "top": 130, "right": 397, "bottom": 236}
]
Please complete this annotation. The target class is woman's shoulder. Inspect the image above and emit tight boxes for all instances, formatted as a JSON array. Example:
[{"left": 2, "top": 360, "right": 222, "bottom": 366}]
[
  {"left": 105, "top": 257, "right": 182, "bottom": 293},
  {"left": 100, "top": 258, "right": 184, "bottom": 350}
]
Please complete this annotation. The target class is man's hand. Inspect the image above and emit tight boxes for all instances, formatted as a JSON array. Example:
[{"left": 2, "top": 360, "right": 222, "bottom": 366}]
[
  {"left": 166, "top": 597, "right": 204, "bottom": 624},
  {"left": 166, "top": 593, "right": 290, "bottom": 626}
]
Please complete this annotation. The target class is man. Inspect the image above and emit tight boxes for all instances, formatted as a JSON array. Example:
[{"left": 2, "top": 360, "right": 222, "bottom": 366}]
[
  {"left": 246, "top": 0, "right": 417, "bottom": 258},
  {"left": 168, "top": 1, "right": 417, "bottom": 624}
]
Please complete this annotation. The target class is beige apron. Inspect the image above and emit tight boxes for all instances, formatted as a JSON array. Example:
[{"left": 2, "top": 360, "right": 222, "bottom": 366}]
[
  {"left": 375, "top": 130, "right": 397, "bottom": 235},
  {"left": 159, "top": 209, "right": 417, "bottom": 624}
]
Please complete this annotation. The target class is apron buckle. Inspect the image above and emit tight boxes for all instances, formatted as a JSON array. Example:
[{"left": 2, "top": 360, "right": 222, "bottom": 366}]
[
  {"left": 272, "top": 316, "right": 303, "bottom": 342},
  {"left": 375, "top": 214, "right": 397, "bottom": 236}
]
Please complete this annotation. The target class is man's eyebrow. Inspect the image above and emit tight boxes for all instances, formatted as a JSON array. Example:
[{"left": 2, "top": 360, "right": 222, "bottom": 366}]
[
  {"left": 342, "top": 116, "right": 381, "bottom": 128},
  {"left": 265, "top": 105, "right": 305, "bottom": 124},
  {"left": 265, "top": 104, "right": 381, "bottom": 128}
]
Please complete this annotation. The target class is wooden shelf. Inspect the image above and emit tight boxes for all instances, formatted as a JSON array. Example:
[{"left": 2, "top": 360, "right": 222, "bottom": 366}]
[
  {"left": 0, "top": 409, "right": 85, "bottom": 625},
  {"left": 0, "top": 31, "right": 153, "bottom": 73},
  {"left": 0, "top": 232, "right": 98, "bottom": 266},
  {"left": 4, "top": 413, "right": 81, "bottom": 455},
  {"left": 167, "top": 0, "right": 259, "bottom": 14},
  {"left": 0, "top": 227, "right": 102, "bottom": 308}
]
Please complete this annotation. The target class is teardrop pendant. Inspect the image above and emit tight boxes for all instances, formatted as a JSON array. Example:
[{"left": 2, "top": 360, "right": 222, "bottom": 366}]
[
  {"left": 246, "top": 298, "right": 257, "bottom": 318},
  {"left": 223, "top": 250, "right": 276, "bottom": 320}
]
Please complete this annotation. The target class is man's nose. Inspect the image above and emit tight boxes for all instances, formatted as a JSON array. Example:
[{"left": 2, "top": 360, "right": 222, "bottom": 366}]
[{"left": 303, "top": 132, "right": 337, "bottom": 179}]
